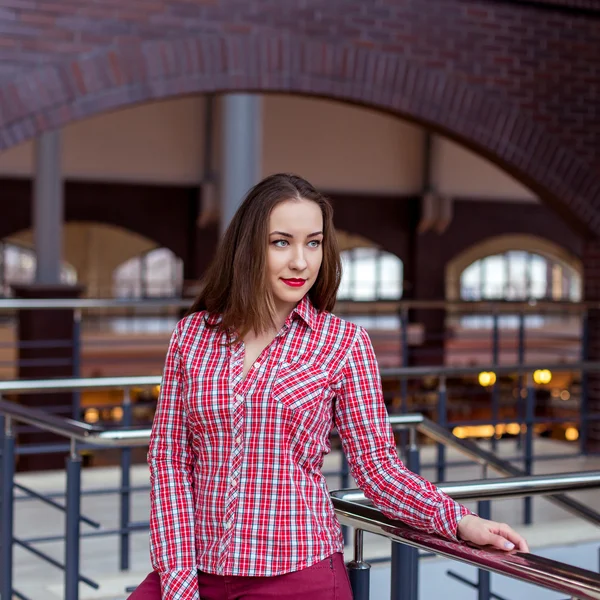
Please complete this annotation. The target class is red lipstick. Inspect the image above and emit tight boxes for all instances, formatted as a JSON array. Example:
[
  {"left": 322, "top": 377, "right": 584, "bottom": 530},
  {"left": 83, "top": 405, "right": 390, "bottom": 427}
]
[{"left": 281, "top": 278, "right": 306, "bottom": 287}]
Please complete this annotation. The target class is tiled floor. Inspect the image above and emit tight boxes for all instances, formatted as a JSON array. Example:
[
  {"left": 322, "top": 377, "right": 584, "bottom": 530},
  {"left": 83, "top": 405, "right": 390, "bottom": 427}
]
[{"left": 9, "top": 437, "right": 600, "bottom": 599}]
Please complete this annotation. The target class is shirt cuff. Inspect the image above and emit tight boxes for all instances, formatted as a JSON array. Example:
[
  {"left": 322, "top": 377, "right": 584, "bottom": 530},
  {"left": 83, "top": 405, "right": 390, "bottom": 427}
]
[
  {"left": 433, "top": 499, "right": 474, "bottom": 541},
  {"left": 159, "top": 569, "right": 199, "bottom": 600}
]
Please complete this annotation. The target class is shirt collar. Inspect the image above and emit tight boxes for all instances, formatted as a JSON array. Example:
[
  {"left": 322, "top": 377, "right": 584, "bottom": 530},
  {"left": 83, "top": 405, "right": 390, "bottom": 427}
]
[
  {"left": 205, "top": 312, "right": 222, "bottom": 326},
  {"left": 204, "top": 295, "right": 318, "bottom": 331},
  {"left": 290, "top": 295, "right": 318, "bottom": 331}
]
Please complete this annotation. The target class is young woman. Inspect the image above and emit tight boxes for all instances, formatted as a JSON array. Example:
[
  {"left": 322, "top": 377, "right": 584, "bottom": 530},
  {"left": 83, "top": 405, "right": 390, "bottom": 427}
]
[{"left": 131, "top": 173, "right": 528, "bottom": 600}]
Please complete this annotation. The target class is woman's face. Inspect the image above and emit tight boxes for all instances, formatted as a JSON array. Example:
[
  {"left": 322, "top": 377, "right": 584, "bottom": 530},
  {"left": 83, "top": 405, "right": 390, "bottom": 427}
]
[{"left": 267, "top": 198, "right": 324, "bottom": 316}]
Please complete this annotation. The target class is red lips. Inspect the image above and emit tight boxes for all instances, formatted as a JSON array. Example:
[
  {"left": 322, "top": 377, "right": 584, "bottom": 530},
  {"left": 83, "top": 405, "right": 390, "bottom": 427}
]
[{"left": 281, "top": 278, "right": 306, "bottom": 287}]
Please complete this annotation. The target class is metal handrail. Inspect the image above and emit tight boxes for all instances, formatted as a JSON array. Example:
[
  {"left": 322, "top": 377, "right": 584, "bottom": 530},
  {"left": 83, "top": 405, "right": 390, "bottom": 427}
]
[
  {"left": 0, "top": 298, "right": 191, "bottom": 310},
  {"left": 381, "top": 361, "right": 600, "bottom": 379},
  {"left": 2, "top": 379, "right": 600, "bottom": 599},
  {"left": 0, "top": 297, "right": 595, "bottom": 312},
  {"left": 331, "top": 496, "right": 600, "bottom": 600},
  {"left": 0, "top": 358, "right": 597, "bottom": 395},
  {"left": 331, "top": 470, "right": 600, "bottom": 503},
  {"left": 0, "top": 399, "right": 151, "bottom": 447},
  {"left": 0, "top": 375, "right": 160, "bottom": 393}
]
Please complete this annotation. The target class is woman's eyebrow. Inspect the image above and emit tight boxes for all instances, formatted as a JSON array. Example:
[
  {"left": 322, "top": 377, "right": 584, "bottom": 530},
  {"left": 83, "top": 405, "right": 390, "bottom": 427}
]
[
  {"left": 269, "top": 231, "right": 323, "bottom": 238},
  {"left": 270, "top": 231, "right": 293, "bottom": 238}
]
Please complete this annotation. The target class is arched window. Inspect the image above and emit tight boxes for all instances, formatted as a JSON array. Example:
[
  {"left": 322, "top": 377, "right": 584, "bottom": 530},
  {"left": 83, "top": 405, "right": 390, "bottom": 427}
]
[
  {"left": 338, "top": 247, "right": 403, "bottom": 301},
  {"left": 460, "top": 251, "right": 581, "bottom": 302},
  {"left": 113, "top": 248, "right": 183, "bottom": 298},
  {"left": 0, "top": 242, "right": 77, "bottom": 296}
]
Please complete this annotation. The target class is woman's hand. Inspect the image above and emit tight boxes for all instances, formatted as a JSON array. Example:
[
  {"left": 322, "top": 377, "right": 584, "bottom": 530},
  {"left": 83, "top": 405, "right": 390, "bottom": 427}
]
[{"left": 457, "top": 514, "right": 529, "bottom": 552}]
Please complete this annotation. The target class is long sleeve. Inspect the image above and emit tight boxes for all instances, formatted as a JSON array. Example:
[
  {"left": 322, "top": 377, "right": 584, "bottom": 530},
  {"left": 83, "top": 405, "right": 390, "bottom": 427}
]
[
  {"left": 333, "top": 326, "right": 471, "bottom": 541},
  {"left": 148, "top": 325, "right": 199, "bottom": 599}
]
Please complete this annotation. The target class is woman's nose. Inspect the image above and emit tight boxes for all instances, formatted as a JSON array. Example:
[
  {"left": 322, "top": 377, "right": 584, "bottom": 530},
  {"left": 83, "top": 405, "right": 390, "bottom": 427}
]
[{"left": 289, "top": 248, "right": 308, "bottom": 270}]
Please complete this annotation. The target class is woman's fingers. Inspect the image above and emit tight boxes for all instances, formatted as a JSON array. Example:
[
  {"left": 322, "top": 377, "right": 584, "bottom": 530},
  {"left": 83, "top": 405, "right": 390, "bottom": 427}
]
[
  {"left": 459, "top": 516, "right": 530, "bottom": 553},
  {"left": 496, "top": 523, "right": 529, "bottom": 552},
  {"left": 488, "top": 532, "right": 517, "bottom": 551}
]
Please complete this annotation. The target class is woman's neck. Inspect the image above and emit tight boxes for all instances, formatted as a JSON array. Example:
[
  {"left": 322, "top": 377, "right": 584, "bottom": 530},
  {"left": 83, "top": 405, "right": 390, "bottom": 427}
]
[{"left": 272, "top": 301, "right": 296, "bottom": 331}]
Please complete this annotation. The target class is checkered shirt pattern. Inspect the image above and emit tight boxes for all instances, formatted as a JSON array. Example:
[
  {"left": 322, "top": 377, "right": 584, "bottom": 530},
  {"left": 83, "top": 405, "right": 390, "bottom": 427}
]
[{"left": 148, "top": 296, "right": 470, "bottom": 599}]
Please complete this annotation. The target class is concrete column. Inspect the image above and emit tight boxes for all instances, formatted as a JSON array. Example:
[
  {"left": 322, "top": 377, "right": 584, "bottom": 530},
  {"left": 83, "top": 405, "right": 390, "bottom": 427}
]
[
  {"left": 34, "top": 130, "right": 64, "bottom": 284},
  {"left": 220, "top": 94, "right": 262, "bottom": 235},
  {"left": 405, "top": 200, "right": 447, "bottom": 367}
]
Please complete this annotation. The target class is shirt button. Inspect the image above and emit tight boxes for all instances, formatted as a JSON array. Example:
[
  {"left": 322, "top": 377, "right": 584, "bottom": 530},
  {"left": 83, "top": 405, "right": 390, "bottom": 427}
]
[
  {"left": 231, "top": 479, "right": 238, "bottom": 487},
  {"left": 253, "top": 361, "right": 260, "bottom": 369},
  {"left": 224, "top": 521, "right": 230, "bottom": 530},
  {"left": 235, "top": 436, "right": 242, "bottom": 444},
  {"left": 236, "top": 394, "right": 244, "bottom": 402}
]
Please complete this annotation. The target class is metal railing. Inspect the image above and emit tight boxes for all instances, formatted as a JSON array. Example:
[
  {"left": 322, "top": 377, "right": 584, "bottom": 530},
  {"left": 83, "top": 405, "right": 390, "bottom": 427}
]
[
  {"left": 1, "top": 376, "right": 600, "bottom": 599},
  {"left": 332, "top": 483, "right": 600, "bottom": 600},
  {"left": 0, "top": 296, "right": 592, "bottom": 374}
]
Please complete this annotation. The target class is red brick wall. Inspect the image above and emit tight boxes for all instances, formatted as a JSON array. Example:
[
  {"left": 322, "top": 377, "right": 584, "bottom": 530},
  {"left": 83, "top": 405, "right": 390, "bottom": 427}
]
[{"left": 0, "top": 0, "right": 598, "bottom": 233}]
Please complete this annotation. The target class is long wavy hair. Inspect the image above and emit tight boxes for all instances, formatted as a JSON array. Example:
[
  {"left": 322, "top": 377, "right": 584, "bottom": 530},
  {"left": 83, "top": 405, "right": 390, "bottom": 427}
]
[{"left": 189, "top": 173, "right": 342, "bottom": 339}]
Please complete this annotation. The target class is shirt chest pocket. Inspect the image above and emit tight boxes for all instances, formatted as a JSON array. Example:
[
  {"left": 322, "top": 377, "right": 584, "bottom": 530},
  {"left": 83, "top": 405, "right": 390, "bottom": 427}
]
[{"left": 271, "top": 361, "right": 330, "bottom": 412}]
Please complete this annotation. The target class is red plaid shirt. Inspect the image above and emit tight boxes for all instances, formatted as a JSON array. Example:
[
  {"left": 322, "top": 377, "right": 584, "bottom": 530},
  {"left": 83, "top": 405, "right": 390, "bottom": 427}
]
[{"left": 149, "top": 296, "right": 469, "bottom": 599}]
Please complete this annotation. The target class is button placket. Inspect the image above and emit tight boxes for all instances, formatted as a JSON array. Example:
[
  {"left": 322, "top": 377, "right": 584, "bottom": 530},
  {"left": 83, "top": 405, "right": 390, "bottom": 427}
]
[{"left": 221, "top": 388, "right": 245, "bottom": 572}]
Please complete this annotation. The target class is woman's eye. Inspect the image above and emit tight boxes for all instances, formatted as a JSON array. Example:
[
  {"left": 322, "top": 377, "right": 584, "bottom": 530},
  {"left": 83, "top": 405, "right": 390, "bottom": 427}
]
[
  {"left": 273, "top": 239, "right": 288, "bottom": 248},
  {"left": 308, "top": 240, "right": 322, "bottom": 248}
]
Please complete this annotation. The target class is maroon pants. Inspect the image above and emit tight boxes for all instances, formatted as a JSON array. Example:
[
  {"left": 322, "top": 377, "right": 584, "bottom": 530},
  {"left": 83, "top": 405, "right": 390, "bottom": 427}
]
[{"left": 128, "top": 553, "right": 353, "bottom": 599}]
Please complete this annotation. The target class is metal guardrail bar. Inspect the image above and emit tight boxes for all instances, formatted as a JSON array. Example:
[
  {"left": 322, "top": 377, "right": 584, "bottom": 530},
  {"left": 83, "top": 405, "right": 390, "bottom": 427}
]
[
  {"left": 0, "top": 376, "right": 161, "bottom": 393},
  {"left": 381, "top": 362, "right": 600, "bottom": 379},
  {"left": 0, "top": 297, "right": 597, "bottom": 312},
  {"left": 331, "top": 470, "right": 600, "bottom": 503},
  {"left": 0, "top": 399, "right": 151, "bottom": 448},
  {"left": 0, "top": 359, "right": 596, "bottom": 394},
  {"left": 0, "top": 299, "right": 192, "bottom": 310},
  {"left": 331, "top": 497, "right": 600, "bottom": 600}
]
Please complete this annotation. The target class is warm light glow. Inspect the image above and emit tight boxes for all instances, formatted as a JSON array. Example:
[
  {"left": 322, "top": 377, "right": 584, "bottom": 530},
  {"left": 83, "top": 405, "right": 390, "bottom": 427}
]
[
  {"left": 478, "top": 371, "right": 496, "bottom": 387},
  {"left": 506, "top": 423, "right": 521, "bottom": 435},
  {"left": 84, "top": 408, "right": 99, "bottom": 424},
  {"left": 565, "top": 427, "right": 579, "bottom": 441},
  {"left": 560, "top": 390, "right": 571, "bottom": 401},
  {"left": 551, "top": 388, "right": 560, "bottom": 398},
  {"left": 452, "top": 425, "right": 495, "bottom": 439},
  {"left": 533, "top": 369, "right": 552, "bottom": 385},
  {"left": 111, "top": 407, "right": 124, "bottom": 421},
  {"left": 453, "top": 427, "right": 466, "bottom": 439},
  {"left": 154, "top": 385, "right": 161, "bottom": 395}
]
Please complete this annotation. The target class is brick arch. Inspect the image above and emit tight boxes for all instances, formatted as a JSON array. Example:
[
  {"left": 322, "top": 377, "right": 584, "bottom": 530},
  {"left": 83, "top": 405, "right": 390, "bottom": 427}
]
[
  {"left": 445, "top": 233, "right": 583, "bottom": 301},
  {"left": 1, "top": 33, "right": 599, "bottom": 235}
]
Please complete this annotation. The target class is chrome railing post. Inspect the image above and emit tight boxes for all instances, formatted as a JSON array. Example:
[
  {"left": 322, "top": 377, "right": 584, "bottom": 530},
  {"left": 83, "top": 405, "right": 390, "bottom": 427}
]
[
  {"left": 65, "top": 439, "right": 82, "bottom": 600},
  {"left": 580, "top": 309, "right": 589, "bottom": 455},
  {"left": 340, "top": 452, "right": 350, "bottom": 545},
  {"left": 491, "top": 311, "right": 500, "bottom": 452},
  {"left": 400, "top": 307, "right": 409, "bottom": 450},
  {"left": 436, "top": 375, "right": 447, "bottom": 483},
  {"left": 524, "top": 372, "right": 535, "bottom": 525},
  {"left": 1, "top": 415, "right": 15, "bottom": 600},
  {"left": 392, "top": 427, "right": 420, "bottom": 600},
  {"left": 477, "top": 464, "right": 491, "bottom": 600},
  {"left": 120, "top": 387, "right": 133, "bottom": 571},
  {"left": 516, "top": 311, "right": 525, "bottom": 451},
  {"left": 346, "top": 529, "right": 370, "bottom": 600},
  {"left": 71, "top": 309, "right": 82, "bottom": 420}
]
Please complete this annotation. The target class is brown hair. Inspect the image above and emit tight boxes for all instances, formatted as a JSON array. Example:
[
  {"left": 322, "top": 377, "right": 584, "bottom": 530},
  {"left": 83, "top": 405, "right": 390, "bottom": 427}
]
[{"left": 189, "top": 173, "right": 341, "bottom": 339}]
